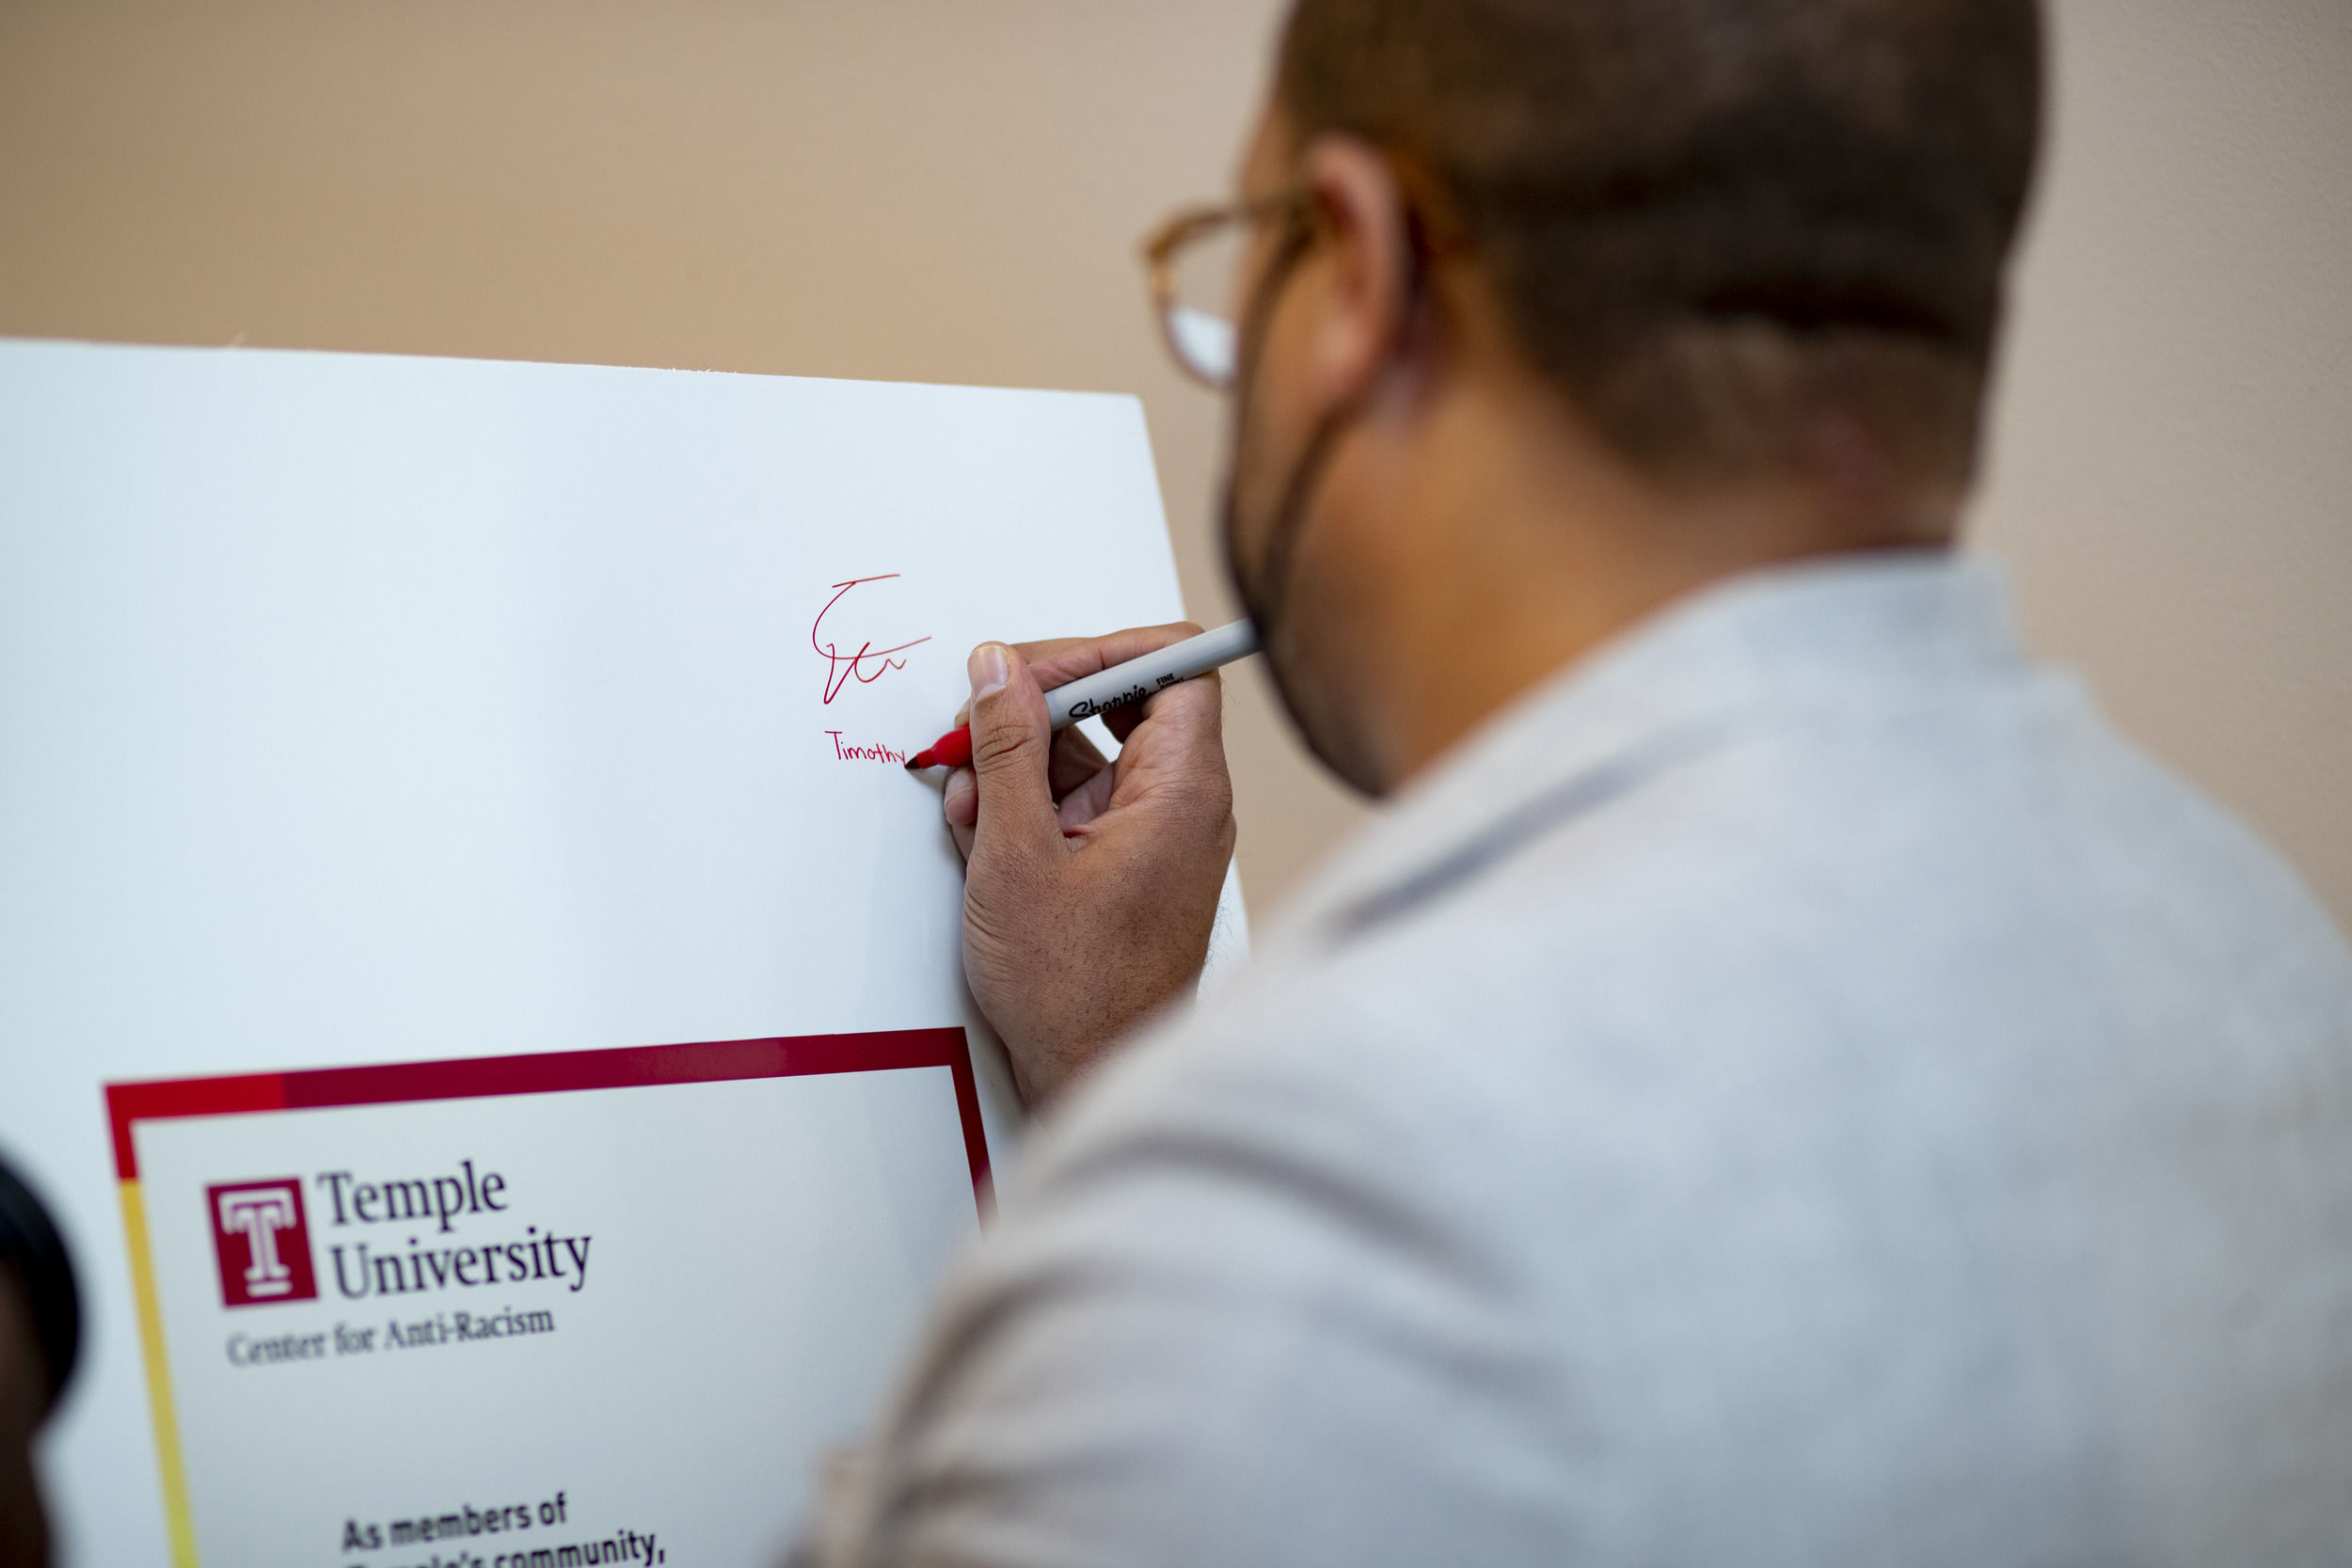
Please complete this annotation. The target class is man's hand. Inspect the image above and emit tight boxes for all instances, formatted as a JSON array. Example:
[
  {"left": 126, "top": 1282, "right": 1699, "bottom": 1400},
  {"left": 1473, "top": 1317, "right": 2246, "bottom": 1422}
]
[{"left": 943, "top": 625, "right": 1236, "bottom": 1105}]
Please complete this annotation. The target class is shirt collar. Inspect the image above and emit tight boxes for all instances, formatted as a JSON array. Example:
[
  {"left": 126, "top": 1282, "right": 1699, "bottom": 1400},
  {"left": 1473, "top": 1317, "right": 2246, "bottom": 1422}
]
[{"left": 1265, "top": 549, "right": 2030, "bottom": 948}]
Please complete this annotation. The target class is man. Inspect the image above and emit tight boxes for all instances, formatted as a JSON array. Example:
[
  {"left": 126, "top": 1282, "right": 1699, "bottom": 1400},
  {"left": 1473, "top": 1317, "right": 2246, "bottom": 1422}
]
[{"left": 804, "top": 0, "right": 2352, "bottom": 1562}]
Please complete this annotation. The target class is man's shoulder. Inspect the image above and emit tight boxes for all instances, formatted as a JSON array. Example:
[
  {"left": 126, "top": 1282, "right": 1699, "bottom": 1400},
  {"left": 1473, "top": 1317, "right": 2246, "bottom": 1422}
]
[
  {"left": 1044, "top": 671, "right": 2352, "bottom": 1225},
  {"left": 1308, "top": 665, "right": 2347, "bottom": 1039},
  {"left": 947, "top": 663, "right": 2352, "bottom": 1568}
]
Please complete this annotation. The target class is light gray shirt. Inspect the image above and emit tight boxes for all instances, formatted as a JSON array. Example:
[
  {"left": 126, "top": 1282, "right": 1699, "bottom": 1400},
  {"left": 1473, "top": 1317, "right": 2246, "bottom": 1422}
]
[{"left": 804, "top": 554, "right": 2352, "bottom": 1567}]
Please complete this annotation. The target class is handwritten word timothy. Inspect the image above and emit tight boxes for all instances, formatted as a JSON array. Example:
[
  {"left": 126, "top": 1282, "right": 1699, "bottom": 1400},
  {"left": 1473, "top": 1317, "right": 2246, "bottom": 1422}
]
[{"left": 827, "top": 732, "right": 908, "bottom": 766}]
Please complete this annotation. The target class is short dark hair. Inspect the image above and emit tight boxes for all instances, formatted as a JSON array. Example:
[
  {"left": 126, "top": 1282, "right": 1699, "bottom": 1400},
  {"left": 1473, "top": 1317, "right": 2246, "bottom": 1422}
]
[{"left": 1275, "top": 0, "right": 2042, "bottom": 485}]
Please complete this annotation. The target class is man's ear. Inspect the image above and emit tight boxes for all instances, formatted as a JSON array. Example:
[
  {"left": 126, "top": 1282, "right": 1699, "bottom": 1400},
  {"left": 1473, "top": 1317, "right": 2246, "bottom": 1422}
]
[{"left": 1293, "top": 135, "right": 1419, "bottom": 412}]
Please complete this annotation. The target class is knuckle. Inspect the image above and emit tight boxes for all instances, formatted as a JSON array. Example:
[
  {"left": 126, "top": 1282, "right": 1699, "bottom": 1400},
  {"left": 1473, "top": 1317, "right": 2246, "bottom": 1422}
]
[{"left": 970, "top": 720, "right": 1038, "bottom": 772}]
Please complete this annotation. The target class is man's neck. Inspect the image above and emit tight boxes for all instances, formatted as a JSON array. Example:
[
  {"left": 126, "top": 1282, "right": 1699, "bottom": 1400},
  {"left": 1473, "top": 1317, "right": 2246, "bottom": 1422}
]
[{"left": 1326, "top": 366, "right": 1959, "bottom": 790}]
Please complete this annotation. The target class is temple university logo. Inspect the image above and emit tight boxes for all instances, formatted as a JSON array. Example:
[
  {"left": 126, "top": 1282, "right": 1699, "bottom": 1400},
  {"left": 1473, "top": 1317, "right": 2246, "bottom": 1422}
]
[{"left": 207, "top": 1180, "right": 319, "bottom": 1307}]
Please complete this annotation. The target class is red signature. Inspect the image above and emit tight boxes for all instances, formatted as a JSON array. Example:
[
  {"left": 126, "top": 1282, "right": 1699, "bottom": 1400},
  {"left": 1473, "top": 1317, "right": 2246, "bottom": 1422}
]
[{"left": 812, "top": 575, "right": 932, "bottom": 705}]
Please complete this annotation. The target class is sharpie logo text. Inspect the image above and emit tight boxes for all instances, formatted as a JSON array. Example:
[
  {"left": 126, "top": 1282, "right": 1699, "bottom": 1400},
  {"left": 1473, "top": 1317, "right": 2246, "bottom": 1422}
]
[{"left": 1063, "top": 674, "right": 1181, "bottom": 721}]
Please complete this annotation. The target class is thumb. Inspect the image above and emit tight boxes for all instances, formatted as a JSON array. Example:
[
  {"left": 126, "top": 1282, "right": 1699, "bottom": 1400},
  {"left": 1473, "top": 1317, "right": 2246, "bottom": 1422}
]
[{"left": 964, "top": 641, "right": 1060, "bottom": 857}]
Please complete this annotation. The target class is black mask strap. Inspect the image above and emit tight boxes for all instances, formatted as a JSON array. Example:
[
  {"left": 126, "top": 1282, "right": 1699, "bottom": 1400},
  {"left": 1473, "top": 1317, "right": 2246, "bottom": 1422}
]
[{"left": 1222, "top": 196, "right": 1426, "bottom": 688}]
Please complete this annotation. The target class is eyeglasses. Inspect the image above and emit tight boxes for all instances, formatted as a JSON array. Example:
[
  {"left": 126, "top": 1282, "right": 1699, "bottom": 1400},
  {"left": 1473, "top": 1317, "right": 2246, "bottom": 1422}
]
[{"left": 1140, "top": 192, "right": 1311, "bottom": 390}]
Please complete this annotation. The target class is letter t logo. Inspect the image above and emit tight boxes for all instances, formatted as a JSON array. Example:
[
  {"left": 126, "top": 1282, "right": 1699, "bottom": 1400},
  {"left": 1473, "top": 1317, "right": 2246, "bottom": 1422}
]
[{"left": 207, "top": 1180, "right": 319, "bottom": 1307}]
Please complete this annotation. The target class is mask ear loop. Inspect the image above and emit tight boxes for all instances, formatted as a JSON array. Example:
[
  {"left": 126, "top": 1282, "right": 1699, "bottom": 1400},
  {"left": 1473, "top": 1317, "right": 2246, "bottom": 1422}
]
[
  {"left": 1220, "top": 203, "right": 1319, "bottom": 639},
  {"left": 1223, "top": 186, "right": 1437, "bottom": 668}
]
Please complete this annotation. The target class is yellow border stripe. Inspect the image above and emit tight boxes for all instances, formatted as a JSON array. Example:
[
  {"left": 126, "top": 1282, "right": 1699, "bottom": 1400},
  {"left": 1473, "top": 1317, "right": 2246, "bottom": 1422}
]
[{"left": 119, "top": 1180, "right": 200, "bottom": 1568}]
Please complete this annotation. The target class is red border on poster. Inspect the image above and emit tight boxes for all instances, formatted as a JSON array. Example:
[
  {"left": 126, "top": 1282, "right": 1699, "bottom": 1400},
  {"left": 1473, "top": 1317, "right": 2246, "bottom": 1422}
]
[{"left": 105, "top": 1028, "right": 993, "bottom": 1208}]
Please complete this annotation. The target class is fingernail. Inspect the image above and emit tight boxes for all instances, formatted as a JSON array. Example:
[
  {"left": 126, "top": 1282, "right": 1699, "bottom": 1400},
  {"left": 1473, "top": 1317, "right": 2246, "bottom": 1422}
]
[{"left": 968, "top": 642, "right": 1009, "bottom": 700}]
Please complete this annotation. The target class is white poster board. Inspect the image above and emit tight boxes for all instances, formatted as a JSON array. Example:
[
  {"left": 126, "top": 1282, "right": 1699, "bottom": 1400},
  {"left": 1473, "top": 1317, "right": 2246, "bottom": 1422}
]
[{"left": 0, "top": 339, "right": 1242, "bottom": 1565}]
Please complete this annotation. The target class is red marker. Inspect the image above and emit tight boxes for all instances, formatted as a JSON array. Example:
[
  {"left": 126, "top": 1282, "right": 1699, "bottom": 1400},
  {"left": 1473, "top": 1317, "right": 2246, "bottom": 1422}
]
[
  {"left": 906, "top": 726, "right": 975, "bottom": 771},
  {"left": 906, "top": 620, "right": 1260, "bottom": 770}
]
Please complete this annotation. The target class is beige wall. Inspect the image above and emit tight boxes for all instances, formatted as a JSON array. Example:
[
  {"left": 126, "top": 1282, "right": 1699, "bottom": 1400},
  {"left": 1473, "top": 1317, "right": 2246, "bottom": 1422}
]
[
  {"left": 1975, "top": 0, "right": 2352, "bottom": 929},
  {"left": 2, "top": 0, "right": 2344, "bottom": 927}
]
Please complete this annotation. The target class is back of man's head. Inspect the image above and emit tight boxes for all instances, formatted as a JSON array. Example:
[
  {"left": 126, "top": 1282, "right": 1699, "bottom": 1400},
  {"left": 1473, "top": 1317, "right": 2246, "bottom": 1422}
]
[{"left": 1276, "top": 0, "right": 2042, "bottom": 491}]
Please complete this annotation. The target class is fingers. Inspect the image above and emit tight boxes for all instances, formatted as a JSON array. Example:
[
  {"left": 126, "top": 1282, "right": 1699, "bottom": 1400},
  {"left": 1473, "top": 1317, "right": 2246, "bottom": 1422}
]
[
  {"left": 1101, "top": 665, "right": 1219, "bottom": 747},
  {"left": 1010, "top": 622, "right": 1206, "bottom": 695},
  {"left": 1047, "top": 726, "right": 1109, "bottom": 800},
  {"left": 963, "top": 642, "right": 1062, "bottom": 861},
  {"left": 943, "top": 623, "right": 1216, "bottom": 853},
  {"left": 944, "top": 626, "right": 1240, "bottom": 1108},
  {"left": 943, "top": 768, "right": 977, "bottom": 861},
  {"left": 939, "top": 651, "right": 1130, "bottom": 853},
  {"left": 1017, "top": 621, "right": 1211, "bottom": 782},
  {"left": 945, "top": 726, "right": 1089, "bottom": 846},
  {"left": 1056, "top": 766, "right": 1118, "bottom": 833},
  {"left": 1096, "top": 667, "right": 1231, "bottom": 825}
]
